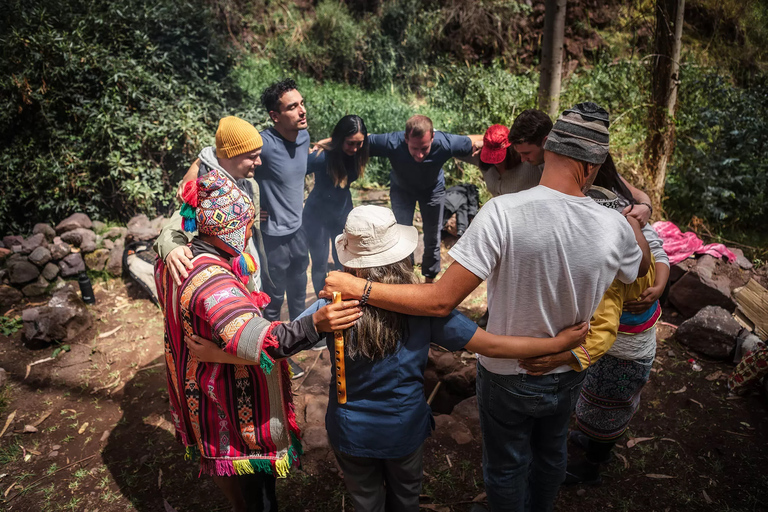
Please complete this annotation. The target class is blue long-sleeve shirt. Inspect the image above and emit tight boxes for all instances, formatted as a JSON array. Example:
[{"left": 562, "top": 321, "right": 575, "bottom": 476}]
[
  {"left": 368, "top": 131, "right": 473, "bottom": 192},
  {"left": 303, "top": 150, "right": 358, "bottom": 221}
]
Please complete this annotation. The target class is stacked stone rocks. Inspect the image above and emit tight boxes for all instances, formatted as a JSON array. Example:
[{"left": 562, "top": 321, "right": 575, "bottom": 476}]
[{"left": 0, "top": 213, "right": 164, "bottom": 306}]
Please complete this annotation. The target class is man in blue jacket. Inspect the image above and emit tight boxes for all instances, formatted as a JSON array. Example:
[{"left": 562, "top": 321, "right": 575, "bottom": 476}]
[{"left": 369, "top": 115, "right": 482, "bottom": 281}]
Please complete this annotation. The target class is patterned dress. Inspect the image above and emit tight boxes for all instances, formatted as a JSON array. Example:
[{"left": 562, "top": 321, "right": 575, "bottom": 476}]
[{"left": 155, "top": 253, "right": 301, "bottom": 477}]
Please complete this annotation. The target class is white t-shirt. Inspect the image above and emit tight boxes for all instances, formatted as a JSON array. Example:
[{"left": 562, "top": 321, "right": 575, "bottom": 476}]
[{"left": 448, "top": 185, "right": 643, "bottom": 375}]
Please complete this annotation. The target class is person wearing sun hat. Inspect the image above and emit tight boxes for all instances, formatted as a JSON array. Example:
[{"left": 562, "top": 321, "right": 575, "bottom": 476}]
[
  {"left": 478, "top": 124, "right": 544, "bottom": 197},
  {"left": 321, "top": 102, "right": 652, "bottom": 512},
  {"left": 155, "top": 139, "right": 363, "bottom": 511},
  {"left": 270, "top": 204, "right": 590, "bottom": 512}
]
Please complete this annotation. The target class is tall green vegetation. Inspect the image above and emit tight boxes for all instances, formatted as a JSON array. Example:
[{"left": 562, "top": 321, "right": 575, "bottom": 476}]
[
  {"left": 1, "top": 0, "right": 766, "bottom": 239},
  {"left": 667, "top": 71, "right": 768, "bottom": 229},
  {"left": 0, "top": 0, "right": 236, "bottom": 234}
]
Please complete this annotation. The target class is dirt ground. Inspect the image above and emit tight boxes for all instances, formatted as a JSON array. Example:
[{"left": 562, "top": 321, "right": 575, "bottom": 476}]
[{"left": 1, "top": 194, "right": 767, "bottom": 511}]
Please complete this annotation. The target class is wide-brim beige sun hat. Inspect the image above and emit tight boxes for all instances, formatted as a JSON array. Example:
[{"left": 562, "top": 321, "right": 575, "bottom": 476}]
[{"left": 335, "top": 205, "right": 418, "bottom": 269}]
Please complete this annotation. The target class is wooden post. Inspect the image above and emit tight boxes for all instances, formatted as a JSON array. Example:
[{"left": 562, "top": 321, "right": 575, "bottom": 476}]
[
  {"left": 538, "top": 0, "right": 567, "bottom": 117},
  {"left": 643, "top": 0, "right": 686, "bottom": 214}
]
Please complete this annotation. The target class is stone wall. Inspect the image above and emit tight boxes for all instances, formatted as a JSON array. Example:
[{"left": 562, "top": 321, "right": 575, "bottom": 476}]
[{"left": 0, "top": 213, "right": 165, "bottom": 307}]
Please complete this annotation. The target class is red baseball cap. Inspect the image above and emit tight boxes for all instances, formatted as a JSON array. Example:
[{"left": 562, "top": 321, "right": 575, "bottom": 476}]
[{"left": 480, "top": 124, "right": 511, "bottom": 165}]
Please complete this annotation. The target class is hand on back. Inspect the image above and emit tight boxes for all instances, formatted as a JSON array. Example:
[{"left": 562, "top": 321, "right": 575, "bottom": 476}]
[{"left": 167, "top": 245, "right": 194, "bottom": 286}]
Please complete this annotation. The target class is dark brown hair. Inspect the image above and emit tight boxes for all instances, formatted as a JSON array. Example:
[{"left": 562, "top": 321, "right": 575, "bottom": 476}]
[
  {"left": 318, "top": 115, "right": 369, "bottom": 188},
  {"left": 509, "top": 109, "right": 553, "bottom": 146}
]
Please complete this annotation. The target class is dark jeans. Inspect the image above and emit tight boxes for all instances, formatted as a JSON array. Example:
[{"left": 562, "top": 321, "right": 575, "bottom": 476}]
[
  {"left": 333, "top": 444, "right": 424, "bottom": 512},
  {"left": 239, "top": 473, "right": 277, "bottom": 512},
  {"left": 389, "top": 182, "right": 445, "bottom": 279},
  {"left": 261, "top": 227, "right": 309, "bottom": 321},
  {"left": 303, "top": 209, "right": 347, "bottom": 298},
  {"left": 476, "top": 363, "right": 586, "bottom": 512}
]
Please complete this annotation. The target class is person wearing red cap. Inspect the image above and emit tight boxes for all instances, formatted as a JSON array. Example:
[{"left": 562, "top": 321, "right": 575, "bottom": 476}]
[{"left": 478, "top": 124, "right": 544, "bottom": 197}]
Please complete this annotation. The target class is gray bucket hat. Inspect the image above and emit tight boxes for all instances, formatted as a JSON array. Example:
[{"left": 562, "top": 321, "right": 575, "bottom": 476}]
[{"left": 543, "top": 102, "right": 610, "bottom": 164}]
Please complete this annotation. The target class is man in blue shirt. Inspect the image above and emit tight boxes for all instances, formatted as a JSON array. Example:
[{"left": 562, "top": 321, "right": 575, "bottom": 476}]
[
  {"left": 256, "top": 79, "right": 311, "bottom": 323},
  {"left": 368, "top": 115, "right": 482, "bottom": 281}
]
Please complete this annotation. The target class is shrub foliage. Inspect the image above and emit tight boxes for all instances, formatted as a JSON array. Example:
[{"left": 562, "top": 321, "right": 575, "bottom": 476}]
[{"left": 0, "top": 0, "right": 235, "bottom": 234}]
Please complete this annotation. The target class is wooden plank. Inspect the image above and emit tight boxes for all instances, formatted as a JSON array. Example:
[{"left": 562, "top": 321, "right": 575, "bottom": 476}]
[{"left": 734, "top": 279, "right": 768, "bottom": 340}]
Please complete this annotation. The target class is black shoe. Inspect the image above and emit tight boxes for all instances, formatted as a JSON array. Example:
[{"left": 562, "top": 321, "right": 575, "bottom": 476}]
[
  {"left": 310, "top": 338, "right": 327, "bottom": 351},
  {"left": 288, "top": 359, "right": 304, "bottom": 380},
  {"left": 563, "top": 459, "right": 601, "bottom": 486},
  {"left": 569, "top": 430, "right": 590, "bottom": 452}
]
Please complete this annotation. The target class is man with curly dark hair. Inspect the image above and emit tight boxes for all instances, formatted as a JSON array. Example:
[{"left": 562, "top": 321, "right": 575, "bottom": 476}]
[{"left": 255, "top": 79, "right": 312, "bottom": 327}]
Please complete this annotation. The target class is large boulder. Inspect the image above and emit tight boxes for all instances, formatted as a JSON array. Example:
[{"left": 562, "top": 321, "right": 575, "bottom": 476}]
[
  {"left": 127, "top": 214, "right": 160, "bottom": 241},
  {"left": 28, "top": 246, "right": 52, "bottom": 267},
  {"left": 668, "top": 256, "right": 738, "bottom": 318},
  {"left": 0, "top": 285, "right": 24, "bottom": 307},
  {"left": 674, "top": 306, "right": 742, "bottom": 360},
  {"left": 450, "top": 395, "right": 481, "bottom": 437},
  {"left": 55, "top": 213, "right": 92, "bottom": 235},
  {"left": 60, "top": 228, "right": 97, "bottom": 253},
  {"left": 50, "top": 240, "right": 72, "bottom": 261},
  {"left": 442, "top": 365, "right": 477, "bottom": 398},
  {"left": 150, "top": 215, "right": 167, "bottom": 231},
  {"left": 42, "top": 262, "right": 60, "bottom": 281},
  {"left": 730, "top": 248, "right": 754, "bottom": 271},
  {"left": 2, "top": 235, "right": 23, "bottom": 249},
  {"left": 103, "top": 227, "right": 127, "bottom": 241},
  {"left": 434, "top": 414, "right": 474, "bottom": 445},
  {"left": 91, "top": 220, "right": 106, "bottom": 233},
  {"left": 32, "top": 223, "right": 57, "bottom": 241},
  {"left": 8, "top": 259, "right": 40, "bottom": 284},
  {"left": 22, "top": 276, "right": 50, "bottom": 297},
  {"left": 106, "top": 239, "right": 125, "bottom": 276},
  {"left": 22, "top": 287, "right": 93, "bottom": 346},
  {"left": 59, "top": 253, "right": 86, "bottom": 278},
  {"left": 84, "top": 249, "right": 110, "bottom": 272},
  {"left": 20, "top": 233, "right": 46, "bottom": 255}
]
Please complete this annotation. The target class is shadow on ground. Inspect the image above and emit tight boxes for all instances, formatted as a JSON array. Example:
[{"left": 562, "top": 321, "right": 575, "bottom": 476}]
[{"left": 102, "top": 356, "right": 229, "bottom": 512}]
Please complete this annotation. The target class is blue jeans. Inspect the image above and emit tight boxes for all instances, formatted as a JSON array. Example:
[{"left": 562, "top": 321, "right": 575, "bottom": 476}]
[
  {"left": 389, "top": 182, "right": 445, "bottom": 279},
  {"left": 476, "top": 363, "right": 586, "bottom": 512}
]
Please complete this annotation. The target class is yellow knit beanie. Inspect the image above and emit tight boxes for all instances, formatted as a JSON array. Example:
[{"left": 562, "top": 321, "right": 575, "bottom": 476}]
[{"left": 215, "top": 116, "right": 263, "bottom": 159}]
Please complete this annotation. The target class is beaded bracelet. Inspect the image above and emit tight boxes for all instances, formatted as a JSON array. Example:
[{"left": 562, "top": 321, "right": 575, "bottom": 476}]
[
  {"left": 639, "top": 202, "right": 653, "bottom": 216},
  {"left": 360, "top": 278, "right": 373, "bottom": 306}
]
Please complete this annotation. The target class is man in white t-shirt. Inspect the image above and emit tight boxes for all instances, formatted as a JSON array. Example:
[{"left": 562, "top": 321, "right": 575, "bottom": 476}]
[{"left": 321, "top": 102, "right": 651, "bottom": 512}]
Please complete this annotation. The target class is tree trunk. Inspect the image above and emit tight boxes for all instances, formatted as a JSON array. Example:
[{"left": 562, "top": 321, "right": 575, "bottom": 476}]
[
  {"left": 643, "top": 0, "right": 685, "bottom": 214},
  {"left": 538, "top": 0, "right": 567, "bottom": 117}
]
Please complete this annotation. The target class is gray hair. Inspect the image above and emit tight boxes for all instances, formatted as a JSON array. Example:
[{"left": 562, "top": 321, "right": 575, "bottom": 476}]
[{"left": 344, "top": 258, "right": 419, "bottom": 360}]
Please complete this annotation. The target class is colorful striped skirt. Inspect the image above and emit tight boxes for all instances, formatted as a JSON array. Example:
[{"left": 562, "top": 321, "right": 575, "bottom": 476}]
[{"left": 575, "top": 354, "right": 653, "bottom": 441}]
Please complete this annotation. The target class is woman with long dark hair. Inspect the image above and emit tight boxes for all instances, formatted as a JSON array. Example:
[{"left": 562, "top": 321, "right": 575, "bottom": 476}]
[{"left": 304, "top": 115, "right": 369, "bottom": 297}]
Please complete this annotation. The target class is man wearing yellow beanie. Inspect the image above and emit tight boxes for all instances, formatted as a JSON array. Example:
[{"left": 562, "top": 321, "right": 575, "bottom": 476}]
[{"left": 155, "top": 116, "right": 272, "bottom": 294}]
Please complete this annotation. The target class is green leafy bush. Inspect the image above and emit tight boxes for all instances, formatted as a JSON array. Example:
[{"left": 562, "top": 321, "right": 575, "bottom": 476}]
[
  {"left": 666, "top": 70, "right": 768, "bottom": 228},
  {"left": 0, "top": 0, "right": 236, "bottom": 234}
]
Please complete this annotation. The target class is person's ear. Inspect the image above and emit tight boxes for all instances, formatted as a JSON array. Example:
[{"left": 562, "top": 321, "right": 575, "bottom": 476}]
[
  {"left": 269, "top": 110, "right": 279, "bottom": 123},
  {"left": 541, "top": 135, "right": 548, "bottom": 146}
]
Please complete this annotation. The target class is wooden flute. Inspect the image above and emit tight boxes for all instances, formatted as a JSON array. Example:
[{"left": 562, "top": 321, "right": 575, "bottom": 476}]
[{"left": 332, "top": 292, "right": 347, "bottom": 404}]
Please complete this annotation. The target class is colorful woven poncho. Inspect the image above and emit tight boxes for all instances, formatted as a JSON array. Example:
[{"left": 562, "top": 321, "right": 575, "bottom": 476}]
[{"left": 155, "top": 254, "right": 302, "bottom": 477}]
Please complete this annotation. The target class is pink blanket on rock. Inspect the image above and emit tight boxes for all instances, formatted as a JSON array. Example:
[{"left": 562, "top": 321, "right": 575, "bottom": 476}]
[{"left": 652, "top": 221, "right": 737, "bottom": 266}]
